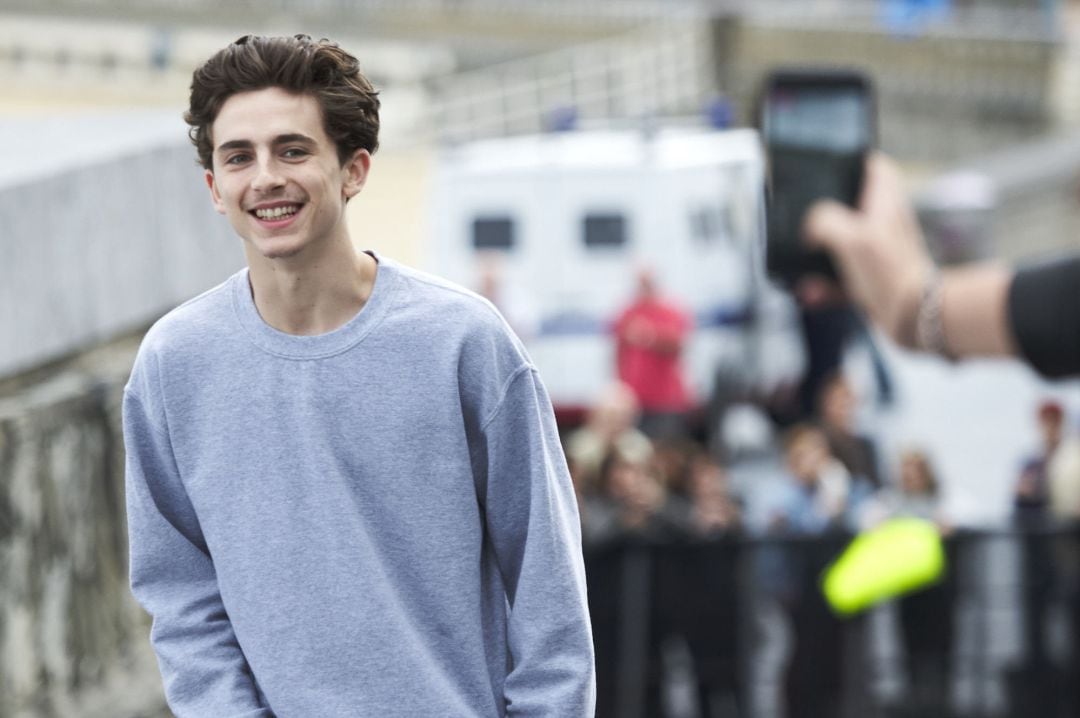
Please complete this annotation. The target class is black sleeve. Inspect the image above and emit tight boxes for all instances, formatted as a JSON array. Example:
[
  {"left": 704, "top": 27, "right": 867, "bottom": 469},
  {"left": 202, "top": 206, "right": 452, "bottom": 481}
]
[{"left": 1007, "top": 255, "right": 1080, "bottom": 379}]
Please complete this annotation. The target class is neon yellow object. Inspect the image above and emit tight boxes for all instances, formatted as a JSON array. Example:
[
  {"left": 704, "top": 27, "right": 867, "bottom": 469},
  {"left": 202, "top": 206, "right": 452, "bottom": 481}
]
[{"left": 821, "top": 517, "right": 946, "bottom": 616}]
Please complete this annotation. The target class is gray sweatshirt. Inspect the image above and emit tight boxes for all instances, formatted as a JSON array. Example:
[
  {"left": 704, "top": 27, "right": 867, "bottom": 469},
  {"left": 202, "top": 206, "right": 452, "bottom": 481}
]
[{"left": 123, "top": 255, "right": 595, "bottom": 717}]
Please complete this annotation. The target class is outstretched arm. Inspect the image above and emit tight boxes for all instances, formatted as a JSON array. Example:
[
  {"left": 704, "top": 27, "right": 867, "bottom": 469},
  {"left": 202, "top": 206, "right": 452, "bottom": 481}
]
[{"left": 802, "top": 153, "right": 1017, "bottom": 360}]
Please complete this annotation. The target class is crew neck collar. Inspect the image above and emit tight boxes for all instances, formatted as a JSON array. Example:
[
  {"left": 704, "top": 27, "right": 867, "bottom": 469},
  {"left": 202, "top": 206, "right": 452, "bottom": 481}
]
[{"left": 232, "top": 250, "right": 398, "bottom": 360}]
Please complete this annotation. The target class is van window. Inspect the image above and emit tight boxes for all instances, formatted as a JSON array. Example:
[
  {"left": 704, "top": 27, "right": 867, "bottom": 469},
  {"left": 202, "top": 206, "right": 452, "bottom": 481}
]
[
  {"left": 472, "top": 216, "right": 515, "bottom": 250},
  {"left": 690, "top": 205, "right": 721, "bottom": 244},
  {"left": 583, "top": 213, "right": 627, "bottom": 249}
]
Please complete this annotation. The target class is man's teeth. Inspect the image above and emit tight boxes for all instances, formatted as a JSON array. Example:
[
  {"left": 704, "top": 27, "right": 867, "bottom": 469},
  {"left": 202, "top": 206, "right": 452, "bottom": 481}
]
[{"left": 254, "top": 205, "right": 299, "bottom": 220}]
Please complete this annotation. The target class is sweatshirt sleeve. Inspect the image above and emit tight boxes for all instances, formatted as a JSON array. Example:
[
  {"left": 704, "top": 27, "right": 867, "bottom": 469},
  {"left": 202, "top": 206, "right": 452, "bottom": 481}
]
[
  {"left": 1008, "top": 255, "right": 1080, "bottom": 379},
  {"left": 123, "top": 388, "right": 273, "bottom": 718},
  {"left": 474, "top": 367, "right": 596, "bottom": 717}
]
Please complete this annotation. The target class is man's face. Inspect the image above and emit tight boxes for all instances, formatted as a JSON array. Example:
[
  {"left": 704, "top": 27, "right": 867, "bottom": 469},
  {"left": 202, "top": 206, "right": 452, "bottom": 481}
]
[{"left": 205, "top": 87, "right": 369, "bottom": 261}]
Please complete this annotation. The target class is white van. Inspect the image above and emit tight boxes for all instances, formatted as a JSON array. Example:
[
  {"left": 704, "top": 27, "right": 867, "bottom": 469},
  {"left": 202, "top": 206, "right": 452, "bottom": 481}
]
[{"left": 427, "top": 126, "right": 794, "bottom": 420}]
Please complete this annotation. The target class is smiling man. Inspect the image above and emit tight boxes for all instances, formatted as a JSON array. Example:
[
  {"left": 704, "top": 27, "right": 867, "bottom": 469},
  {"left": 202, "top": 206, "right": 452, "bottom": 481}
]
[{"left": 122, "top": 35, "right": 595, "bottom": 717}]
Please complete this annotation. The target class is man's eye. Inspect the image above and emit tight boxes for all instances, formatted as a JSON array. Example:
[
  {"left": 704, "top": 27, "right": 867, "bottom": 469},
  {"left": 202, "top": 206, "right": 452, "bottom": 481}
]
[
  {"left": 283, "top": 148, "right": 308, "bottom": 159},
  {"left": 225, "top": 154, "right": 251, "bottom": 165}
]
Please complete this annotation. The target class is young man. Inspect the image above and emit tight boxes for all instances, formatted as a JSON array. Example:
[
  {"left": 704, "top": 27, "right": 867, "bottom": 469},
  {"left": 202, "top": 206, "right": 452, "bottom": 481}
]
[{"left": 123, "top": 35, "right": 595, "bottom": 716}]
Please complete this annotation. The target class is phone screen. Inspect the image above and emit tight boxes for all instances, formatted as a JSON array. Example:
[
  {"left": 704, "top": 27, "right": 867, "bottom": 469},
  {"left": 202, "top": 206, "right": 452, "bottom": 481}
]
[
  {"left": 761, "top": 73, "right": 874, "bottom": 286},
  {"left": 764, "top": 86, "right": 870, "bottom": 154}
]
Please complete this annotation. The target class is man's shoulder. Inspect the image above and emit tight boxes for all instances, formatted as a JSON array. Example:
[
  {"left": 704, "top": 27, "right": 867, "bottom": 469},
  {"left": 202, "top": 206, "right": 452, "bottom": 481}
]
[
  {"left": 125, "top": 271, "right": 240, "bottom": 401},
  {"left": 385, "top": 258, "right": 508, "bottom": 332},
  {"left": 390, "top": 260, "right": 488, "bottom": 306},
  {"left": 137, "top": 270, "right": 241, "bottom": 358},
  {"left": 382, "top": 258, "right": 534, "bottom": 380}
]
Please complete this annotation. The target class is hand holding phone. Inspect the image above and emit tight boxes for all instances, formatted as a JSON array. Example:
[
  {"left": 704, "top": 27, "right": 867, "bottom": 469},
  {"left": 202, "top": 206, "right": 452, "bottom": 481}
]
[{"left": 759, "top": 68, "right": 876, "bottom": 288}]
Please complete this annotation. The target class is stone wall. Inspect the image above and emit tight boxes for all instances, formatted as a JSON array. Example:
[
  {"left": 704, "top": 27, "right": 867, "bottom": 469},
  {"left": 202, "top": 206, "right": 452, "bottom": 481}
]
[{"left": 0, "top": 336, "right": 167, "bottom": 718}]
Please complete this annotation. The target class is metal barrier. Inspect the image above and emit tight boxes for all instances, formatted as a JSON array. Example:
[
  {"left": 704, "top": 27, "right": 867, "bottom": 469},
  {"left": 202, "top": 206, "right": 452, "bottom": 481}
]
[{"left": 585, "top": 526, "right": 1080, "bottom": 717}]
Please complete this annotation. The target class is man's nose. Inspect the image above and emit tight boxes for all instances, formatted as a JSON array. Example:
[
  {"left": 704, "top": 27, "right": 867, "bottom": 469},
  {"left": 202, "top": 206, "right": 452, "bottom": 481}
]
[{"left": 251, "top": 159, "right": 285, "bottom": 193}]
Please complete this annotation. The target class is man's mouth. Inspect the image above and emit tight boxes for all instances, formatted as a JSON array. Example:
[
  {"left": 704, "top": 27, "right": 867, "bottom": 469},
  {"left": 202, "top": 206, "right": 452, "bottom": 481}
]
[{"left": 250, "top": 203, "right": 303, "bottom": 221}]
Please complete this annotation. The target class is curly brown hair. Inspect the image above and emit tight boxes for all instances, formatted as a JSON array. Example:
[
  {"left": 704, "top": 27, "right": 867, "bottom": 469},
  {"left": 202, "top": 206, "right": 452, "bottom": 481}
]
[{"left": 185, "top": 34, "right": 380, "bottom": 170}]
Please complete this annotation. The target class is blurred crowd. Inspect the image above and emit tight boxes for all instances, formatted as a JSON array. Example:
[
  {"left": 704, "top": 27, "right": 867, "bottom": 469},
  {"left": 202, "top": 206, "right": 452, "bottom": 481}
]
[
  {"left": 546, "top": 265, "right": 1080, "bottom": 548},
  {"left": 562, "top": 369, "right": 958, "bottom": 552},
  {"left": 477, "top": 249, "right": 1080, "bottom": 715}
]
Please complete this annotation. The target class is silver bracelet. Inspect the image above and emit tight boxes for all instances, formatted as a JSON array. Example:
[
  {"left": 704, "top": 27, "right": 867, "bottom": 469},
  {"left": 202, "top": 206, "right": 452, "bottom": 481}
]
[{"left": 915, "top": 271, "right": 954, "bottom": 360}]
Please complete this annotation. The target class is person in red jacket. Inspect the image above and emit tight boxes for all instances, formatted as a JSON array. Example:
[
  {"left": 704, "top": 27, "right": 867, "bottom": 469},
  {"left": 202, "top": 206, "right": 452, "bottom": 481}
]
[{"left": 613, "top": 267, "right": 693, "bottom": 438}]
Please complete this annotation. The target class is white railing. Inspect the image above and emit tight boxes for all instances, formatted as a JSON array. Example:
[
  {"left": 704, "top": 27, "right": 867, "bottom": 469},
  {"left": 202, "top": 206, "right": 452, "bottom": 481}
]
[
  {"left": 429, "top": 13, "right": 1064, "bottom": 156},
  {"left": 431, "top": 22, "right": 718, "bottom": 144}
]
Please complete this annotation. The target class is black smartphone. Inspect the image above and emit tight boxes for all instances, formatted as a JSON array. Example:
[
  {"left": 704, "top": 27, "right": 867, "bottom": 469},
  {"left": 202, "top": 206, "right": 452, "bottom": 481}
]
[{"left": 759, "top": 68, "right": 876, "bottom": 287}]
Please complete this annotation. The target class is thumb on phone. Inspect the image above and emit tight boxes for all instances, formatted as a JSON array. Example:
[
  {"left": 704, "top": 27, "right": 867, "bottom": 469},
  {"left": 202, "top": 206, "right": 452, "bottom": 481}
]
[{"left": 803, "top": 200, "right": 862, "bottom": 254}]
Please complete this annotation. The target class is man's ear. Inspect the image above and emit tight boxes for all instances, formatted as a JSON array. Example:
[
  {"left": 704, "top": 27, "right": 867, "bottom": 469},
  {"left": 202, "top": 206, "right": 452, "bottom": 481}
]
[
  {"left": 342, "top": 149, "right": 371, "bottom": 201},
  {"left": 205, "top": 170, "right": 227, "bottom": 215}
]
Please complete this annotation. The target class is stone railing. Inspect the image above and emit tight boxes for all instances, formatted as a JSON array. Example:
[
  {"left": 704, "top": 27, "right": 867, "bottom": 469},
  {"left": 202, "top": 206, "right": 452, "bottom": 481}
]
[
  {"left": 0, "top": 338, "right": 168, "bottom": 718},
  {"left": 0, "top": 107, "right": 242, "bottom": 718}
]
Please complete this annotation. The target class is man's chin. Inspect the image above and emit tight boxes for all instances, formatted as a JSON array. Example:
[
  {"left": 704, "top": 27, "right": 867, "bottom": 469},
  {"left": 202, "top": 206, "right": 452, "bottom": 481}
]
[
  {"left": 262, "top": 246, "right": 305, "bottom": 261},
  {"left": 245, "top": 236, "right": 306, "bottom": 261}
]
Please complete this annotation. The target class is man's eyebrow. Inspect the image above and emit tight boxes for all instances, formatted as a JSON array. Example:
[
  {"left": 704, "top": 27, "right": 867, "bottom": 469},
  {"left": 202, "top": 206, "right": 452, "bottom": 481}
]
[
  {"left": 216, "top": 139, "right": 253, "bottom": 154},
  {"left": 273, "top": 133, "right": 317, "bottom": 146},
  {"left": 214, "top": 134, "right": 317, "bottom": 154}
]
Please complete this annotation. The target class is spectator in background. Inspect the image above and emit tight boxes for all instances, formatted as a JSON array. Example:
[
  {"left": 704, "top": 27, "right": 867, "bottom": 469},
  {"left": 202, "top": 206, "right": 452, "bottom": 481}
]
[
  {"left": 1014, "top": 457, "right": 1051, "bottom": 530},
  {"left": 764, "top": 423, "right": 860, "bottom": 718},
  {"left": 1014, "top": 401, "right": 1080, "bottom": 695},
  {"left": 1010, "top": 399, "right": 1062, "bottom": 529},
  {"left": 684, "top": 451, "right": 742, "bottom": 538},
  {"left": 564, "top": 381, "right": 652, "bottom": 496},
  {"left": 876, "top": 448, "right": 956, "bottom": 712},
  {"left": 817, "top": 371, "right": 883, "bottom": 489},
  {"left": 613, "top": 266, "right": 693, "bottom": 439},
  {"left": 771, "top": 423, "right": 854, "bottom": 534},
  {"left": 583, "top": 442, "right": 683, "bottom": 547},
  {"left": 651, "top": 435, "right": 698, "bottom": 498},
  {"left": 1045, "top": 407, "right": 1080, "bottom": 525},
  {"left": 792, "top": 295, "right": 859, "bottom": 425},
  {"left": 1008, "top": 400, "right": 1080, "bottom": 706},
  {"left": 1012, "top": 399, "right": 1080, "bottom": 528},
  {"left": 878, "top": 448, "right": 950, "bottom": 530}
]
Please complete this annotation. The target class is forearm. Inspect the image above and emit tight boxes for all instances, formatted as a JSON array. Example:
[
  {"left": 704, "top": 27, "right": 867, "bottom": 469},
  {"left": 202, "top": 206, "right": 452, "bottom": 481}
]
[
  {"left": 907, "top": 256, "right": 1080, "bottom": 379},
  {"left": 480, "top": 369, "right": 596, "bottom": 715},
  {"left": 124, "top": 389, "right": 271, "bottom": 717},
  {"left": 802, "top": 153, "right": 1077, "bottom": 375},
  {"left": 938, "top": 263, "right": 1017, "bottom": 359},
  {"left": 129, "top": 507, "right": 273, "bottom": 717}
]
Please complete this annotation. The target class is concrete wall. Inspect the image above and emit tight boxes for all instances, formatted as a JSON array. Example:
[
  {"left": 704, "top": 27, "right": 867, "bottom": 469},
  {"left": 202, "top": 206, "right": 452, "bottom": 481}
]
[
  {"left": 0, "top": 115, "right": 244, "bottom": 381},
  {"left": 0, "top": 339, "right": 167, "bottom": 718}
]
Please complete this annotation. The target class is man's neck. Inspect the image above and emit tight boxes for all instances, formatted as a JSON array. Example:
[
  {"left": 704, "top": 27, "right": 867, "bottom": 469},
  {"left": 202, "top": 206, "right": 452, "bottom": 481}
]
[{"left": 245, "top": 238, "right": 377, "bottom": 336}]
